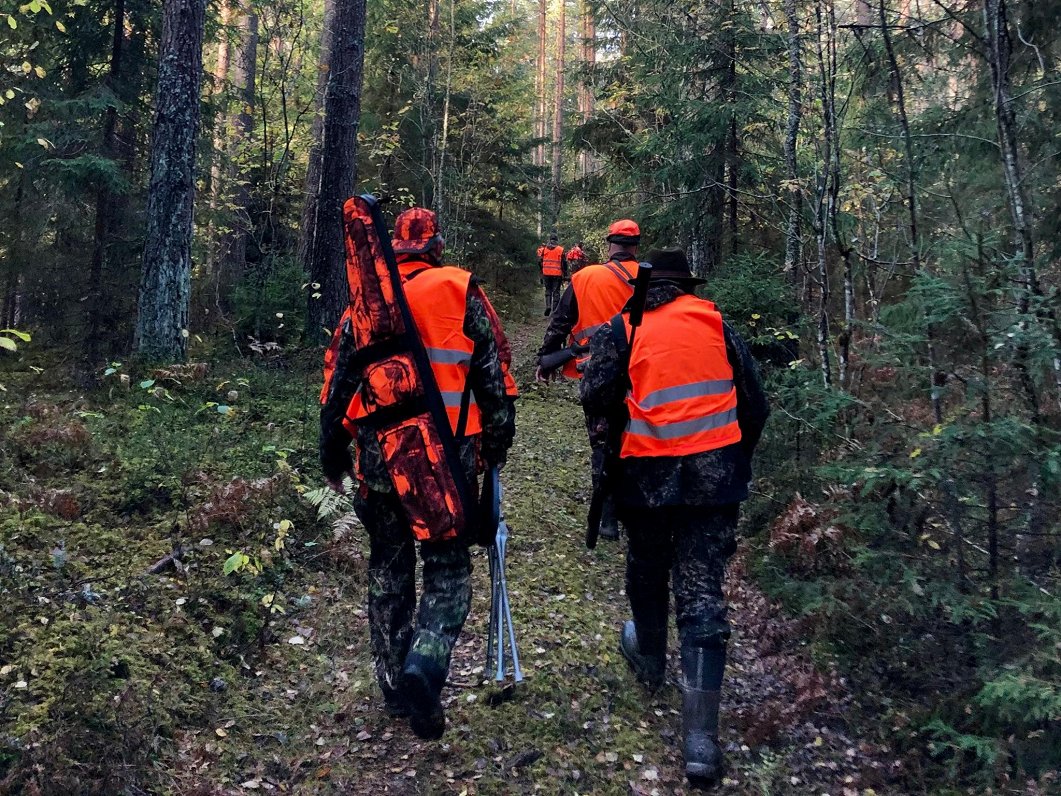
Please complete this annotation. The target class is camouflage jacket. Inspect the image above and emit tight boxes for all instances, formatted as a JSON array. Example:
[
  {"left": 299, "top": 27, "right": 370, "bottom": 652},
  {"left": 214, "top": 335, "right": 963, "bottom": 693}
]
[
  {"left": 579, "top": 283, "right": 770, "bottom": 508},
  {"left": 320, "top": 275, "right": 516, "bottom": 492}
]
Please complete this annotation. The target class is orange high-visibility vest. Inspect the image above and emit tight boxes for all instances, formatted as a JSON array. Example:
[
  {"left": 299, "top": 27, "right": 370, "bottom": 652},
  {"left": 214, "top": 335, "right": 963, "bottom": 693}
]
[
  {"left": 539, "top": 245, "right": 565, "bottom": 277},
  {"left": 620, "top": 295, "right": 742, "bottom": 458},
  {"left": 562, "top": 259, "right": 636, "bottom": 379},
  {"left": 346, "top": 262, "right": 482, "bottom": 436}
]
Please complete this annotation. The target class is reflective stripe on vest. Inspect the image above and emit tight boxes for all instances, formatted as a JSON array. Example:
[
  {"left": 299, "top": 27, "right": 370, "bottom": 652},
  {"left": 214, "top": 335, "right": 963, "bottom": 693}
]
[
  {"left": 562, "top": 260, "right": 635, "bottom": 379},
  {"left": 348, "top": 263, "right": 482, "bottom": 436},
  {"left": 620, "top": 295, "right": 741, "bottom": 458},
  {"left": 540, "top": 245, "right": 564, "bottom": 277}
]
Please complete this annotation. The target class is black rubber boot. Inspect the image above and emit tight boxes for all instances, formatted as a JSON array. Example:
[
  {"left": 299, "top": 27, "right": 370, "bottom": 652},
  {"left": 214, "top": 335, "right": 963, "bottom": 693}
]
[
  {"left": 679, "top": 643, "right": 726, "bottom": 785},
  {"left": 619, "top": 620, "right": 666, "bottom": 690},
  {"left": 381, "top": 685, "right": 410, "bottom": 718},
  {"left": 401, "top": 656, "right": 446, "bottom": 740},
  {"left": 598, "top": 495, "right": 620, "bottom": 540}
]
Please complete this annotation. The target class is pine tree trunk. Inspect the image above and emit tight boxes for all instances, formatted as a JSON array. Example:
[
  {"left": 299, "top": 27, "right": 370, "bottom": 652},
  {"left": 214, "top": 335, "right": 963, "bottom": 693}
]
[
  {"left": 298, "top": 0, "right": 337, "bottom": 283},
  {"left": 535, "top": 0, "right": 547, "bottom": 235},
  {"left": 577, "top": 0, "right": 595, "bottom": 179},
  {"left": 304, "top": 0, "right": 367, "bottom": 339},
  {"left": 207, "top": 0, "right": 233, "bottom": 275},
  {"left": 551, "top": 0, "right": 566, "bottom": 227},
  {"left": 135, "top": 0, "right": 206, "bottom": 362},
  {"left": 218, "top": 1, "right": 257, "bottom": 292},
  {"left": 85, "top": 0, "right": 126, "bottom": 369}
]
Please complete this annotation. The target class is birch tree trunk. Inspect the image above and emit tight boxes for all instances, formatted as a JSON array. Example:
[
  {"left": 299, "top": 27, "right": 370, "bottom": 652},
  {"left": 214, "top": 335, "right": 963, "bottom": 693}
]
[
  {"left": 304, "top": 0, "right": 367, "bottom": 338},
  {"left": 135, "top": 0, "right": 206, "bottom": 362}
]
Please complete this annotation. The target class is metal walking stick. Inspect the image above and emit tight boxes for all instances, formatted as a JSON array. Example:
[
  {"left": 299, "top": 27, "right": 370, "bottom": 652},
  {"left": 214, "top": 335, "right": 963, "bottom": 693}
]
[{"left": 482, "top": 468, "right": 523, "bottom": 682}]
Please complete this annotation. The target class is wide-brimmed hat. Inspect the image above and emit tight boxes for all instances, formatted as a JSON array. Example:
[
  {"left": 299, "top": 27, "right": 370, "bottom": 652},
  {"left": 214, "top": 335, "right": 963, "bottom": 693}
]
[
  {"left": 606, "top": 219, "right": 641, "bottom": 245},
  {"left": 392, "top": 207, "right": 442, "bottom": 254},
  {"left": 639, "top": 247, "right": 705, "bottom": 285}
]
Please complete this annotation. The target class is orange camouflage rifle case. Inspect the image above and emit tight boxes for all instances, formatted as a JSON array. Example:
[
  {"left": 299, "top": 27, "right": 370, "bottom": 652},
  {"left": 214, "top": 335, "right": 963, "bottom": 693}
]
[{"left": 339, "top": 194, "right": 477, "bottom": 543}]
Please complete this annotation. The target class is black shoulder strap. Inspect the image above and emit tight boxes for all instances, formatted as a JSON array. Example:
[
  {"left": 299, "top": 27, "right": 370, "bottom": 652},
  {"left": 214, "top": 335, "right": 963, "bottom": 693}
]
[{"left": 455, "top": 381, "right": 473, "bottom": 439}]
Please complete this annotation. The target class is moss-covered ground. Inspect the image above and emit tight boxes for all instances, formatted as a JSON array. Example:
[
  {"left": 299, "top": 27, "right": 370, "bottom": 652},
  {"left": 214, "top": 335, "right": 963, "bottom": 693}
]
[{"left": 0, "top": 319, "right": 899, "bottom": 795}]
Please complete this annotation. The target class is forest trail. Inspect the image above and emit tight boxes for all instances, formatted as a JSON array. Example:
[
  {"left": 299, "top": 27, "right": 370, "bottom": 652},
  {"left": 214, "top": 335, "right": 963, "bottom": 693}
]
[
  {"left": 1, "top": 316, "right": 897, "bottom": 795},
  {"left": 166, "top": 317, "right": 898, "bottom": 794}
]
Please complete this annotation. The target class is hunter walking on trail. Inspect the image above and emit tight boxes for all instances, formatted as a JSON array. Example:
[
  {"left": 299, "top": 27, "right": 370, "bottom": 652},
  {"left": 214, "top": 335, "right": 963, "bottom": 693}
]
[
  {"left": 580, "top": 248, "right": 769, "bottom": 785},
  {"left": 566, "top": 241, "right": 588, "bottom": 274},
  {"left": 319, "top": 207, "right": 515, "bottom": 741},
  {"left": 537, "top": 232, "right": 566, "bottom": 316},
  {"left": 535, "top": 219, "right": 641, "bottom": 540}
]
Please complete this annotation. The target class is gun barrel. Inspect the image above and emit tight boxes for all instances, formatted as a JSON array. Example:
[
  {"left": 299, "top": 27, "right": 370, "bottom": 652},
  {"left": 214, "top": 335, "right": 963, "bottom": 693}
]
[
  {"left": 628, "top": 263, "right": 653, "bottom": 329},
  {"left": 538, "top": 347, "right": 577, "bottom": 372}
]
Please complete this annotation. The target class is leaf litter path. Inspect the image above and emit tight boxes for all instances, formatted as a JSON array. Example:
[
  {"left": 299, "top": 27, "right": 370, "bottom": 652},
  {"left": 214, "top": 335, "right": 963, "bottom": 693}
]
[{"left": 181, "top": 318, "right": 900, "bottom": 795}]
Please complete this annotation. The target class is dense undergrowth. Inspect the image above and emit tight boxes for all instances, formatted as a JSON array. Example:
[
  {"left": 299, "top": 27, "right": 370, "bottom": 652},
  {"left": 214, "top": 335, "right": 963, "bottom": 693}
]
[
  {"left": 0, "top": 325, "right": 885, "bottom": 795},
  {"left": 0, "top": 301, "right": 1057, "bottom": 795}
]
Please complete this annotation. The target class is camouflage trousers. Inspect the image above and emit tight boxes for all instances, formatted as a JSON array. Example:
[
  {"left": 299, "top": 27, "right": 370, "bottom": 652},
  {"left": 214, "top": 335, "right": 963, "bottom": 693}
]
[
  {"left": 620, "top": 504, "right": 739, "bottom": 650},
  {"left": 543, "top": 276, "right": 563, "bottom": 314},
  {"left": 352, "top": 485, "right": 472, "bottom": 698}
]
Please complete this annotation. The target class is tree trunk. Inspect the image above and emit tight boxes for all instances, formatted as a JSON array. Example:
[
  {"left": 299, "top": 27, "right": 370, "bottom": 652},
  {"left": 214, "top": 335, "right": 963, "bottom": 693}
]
[
  {"left": 85, "top": 0, "right": 126, "bottom": 369},
  {"left": 304, "top": 0, "right": 367, "bottom": 338},
  {"left": 724, "top": 0, "right": 738, "bottom": 252},
  {"left": 3, "top": 169, "right": 27, "bottom": 329},
  {"left": 434, "top": 0, "right": 455, "bottom": 221},
  {"left": 577, "top": 0, "right": 595, "bottom": 179},
  {"left": 813, "top": 0, "right": 833, "bottom": 388},
  {"left": 298, "top": 0, "right": 337, "bottom": 283},
  {"left": 879, "top": 0, "right": 944, "bottom": 419},
  {"left": 551, "top": 0, "right": 566, "bottom": 227},
  {"left": 135, "top": 0, "right": 206, "bottom": 362},
  {"left": 424, "top": 0, "right": 440, "bottom": 208},
  {"left": 983, "top": 0, "right": 1059, "bottom": 411},
  {"left": 782, "top": 0, "right": 802, "bottom": 282},
  {"left": 209, "top": 0, "right": 233, "bottom": 217},
  {"left": 535, "top": 0, "right": 547, "bottom": 235},
  {"left": 821, "top": 0, "right": 853, "bottom": 390},
  {"left": 216, "top": 0, "right": 258, "bottom": 296}
]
